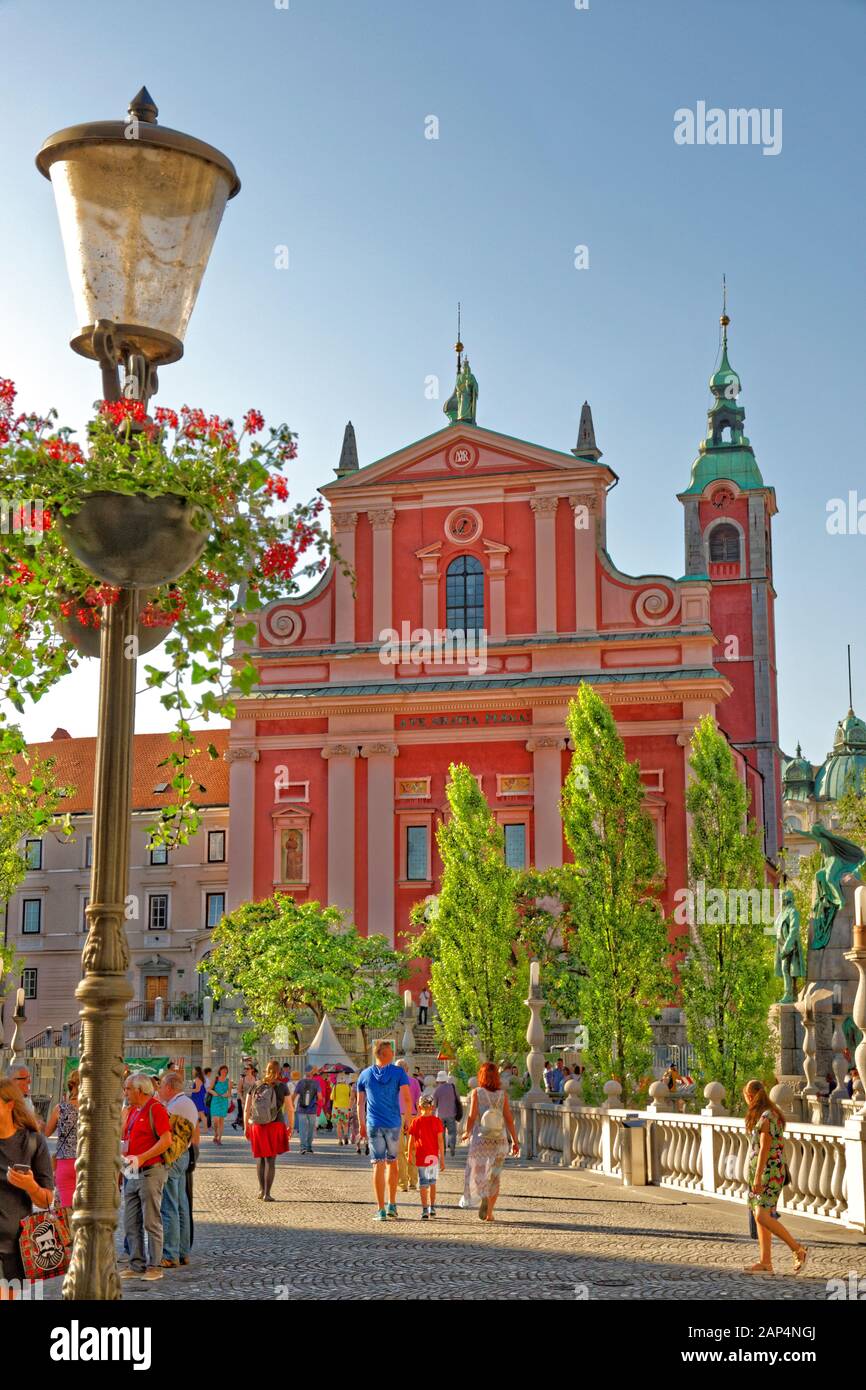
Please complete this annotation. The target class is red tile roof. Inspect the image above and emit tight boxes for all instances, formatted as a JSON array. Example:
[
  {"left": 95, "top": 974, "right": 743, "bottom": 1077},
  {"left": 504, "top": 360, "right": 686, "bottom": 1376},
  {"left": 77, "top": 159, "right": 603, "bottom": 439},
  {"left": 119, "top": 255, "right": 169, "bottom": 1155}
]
[{"left": 17, "top": 728, "right": 230, "bottom": 814}]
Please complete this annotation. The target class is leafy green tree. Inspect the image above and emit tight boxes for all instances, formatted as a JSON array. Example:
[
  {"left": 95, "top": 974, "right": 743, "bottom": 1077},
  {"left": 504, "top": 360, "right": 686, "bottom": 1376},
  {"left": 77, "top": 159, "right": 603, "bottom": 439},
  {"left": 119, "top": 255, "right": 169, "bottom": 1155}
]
[
  {"left": 411, "top": 764, "right": 526, "bottom": 1066},
  {"left": 202, "top": 894, "right": 406, "bottom": 1049},
  {"left": 344, "top": 934, "right": 407, "bottom": 1054},
  {"left": 679, "top": 715, "right": 775, "bottom": 1103},
  {"left": 557, "top": 684, "right": 673, "bottom": 1103},
  {"left": 203, "top": 896, "right": 355, "bottom": 1036}
]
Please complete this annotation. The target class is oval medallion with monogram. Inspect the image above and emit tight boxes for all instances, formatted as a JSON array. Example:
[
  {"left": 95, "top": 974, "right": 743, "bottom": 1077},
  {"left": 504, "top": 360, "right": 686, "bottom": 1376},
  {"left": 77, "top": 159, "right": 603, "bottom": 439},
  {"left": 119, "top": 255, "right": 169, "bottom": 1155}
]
[{"left": 446, "top": 441, "right": 478, "bottom": 472}]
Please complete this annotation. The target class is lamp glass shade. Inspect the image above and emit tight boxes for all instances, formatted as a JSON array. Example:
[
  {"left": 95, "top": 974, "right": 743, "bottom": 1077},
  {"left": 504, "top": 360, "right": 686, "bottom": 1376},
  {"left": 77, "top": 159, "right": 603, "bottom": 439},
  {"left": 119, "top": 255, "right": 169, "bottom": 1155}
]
[{"left": 45, "top": 140, "right": 233, "bottom": 360}]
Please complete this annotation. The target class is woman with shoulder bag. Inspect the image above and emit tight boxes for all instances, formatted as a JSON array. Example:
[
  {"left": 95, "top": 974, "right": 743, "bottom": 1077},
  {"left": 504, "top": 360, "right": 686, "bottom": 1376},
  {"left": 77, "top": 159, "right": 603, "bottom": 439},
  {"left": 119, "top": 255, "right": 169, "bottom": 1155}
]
[{"left": 0, "top": 1079, "right": 55, "bottom": 1297}]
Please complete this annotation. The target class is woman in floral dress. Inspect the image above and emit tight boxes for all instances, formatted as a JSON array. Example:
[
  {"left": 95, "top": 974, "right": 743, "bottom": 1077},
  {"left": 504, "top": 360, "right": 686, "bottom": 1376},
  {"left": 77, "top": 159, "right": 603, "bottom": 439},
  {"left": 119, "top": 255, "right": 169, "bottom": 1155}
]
[
  {"left": 460, "top": 1063, "right": 520, "bottom": 1222},
  {"left": 743, "top": 1079, "right": 807, "bottom": 1275}
]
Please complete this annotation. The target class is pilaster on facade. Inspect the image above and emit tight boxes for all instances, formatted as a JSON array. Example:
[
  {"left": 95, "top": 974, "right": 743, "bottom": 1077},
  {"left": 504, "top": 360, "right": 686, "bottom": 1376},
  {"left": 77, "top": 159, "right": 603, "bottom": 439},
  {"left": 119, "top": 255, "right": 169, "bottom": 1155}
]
[
  {"left": 321, "top": 742, "right": 358, "bottom": 915},
  {"left": 482, "top": 538, "right": 510, "bottom": 638},
  {"left": 368, "top": 508, "right": 396, "bottom": 641},
  {"left": 226, "top": 743, "right": 259, "bottom": 912},
  {"left": 361, "top": 741, "right": 398, "bottom": 943},
  {"left": 525, "top": 735, "right": 565, "bottom": 869},
  {"left": 530, "top": 495, "right": 560, "bottom": 634},
  {"left": 332, "top": 510, "right": 359, "bottom": 644},
  {"left": 569, "top": 490, "right": 600, "bottom": 631},
  {"left": 415, "top": 542, "right": 442, "bottom": 632}
]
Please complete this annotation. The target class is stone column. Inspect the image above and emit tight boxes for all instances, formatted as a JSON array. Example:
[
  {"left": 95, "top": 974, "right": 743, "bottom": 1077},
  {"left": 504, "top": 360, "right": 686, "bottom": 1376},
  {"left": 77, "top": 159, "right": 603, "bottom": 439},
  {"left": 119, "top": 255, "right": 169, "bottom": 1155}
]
[
  {"left": 530, "top": 496, "right": 559, "bottom": 633},
  {"left": 526, "top": 736, "right": 565, "bottom": 869},
  {"left": 361, "top": 742, "right": 398, "bottom": 944},
  {"left": 369, "top": 508, "right": 395, "bottom": 642},
  {"left": 322, "top": 743, "right": 359, "bottom": 915},
  {"left": 226, "top": 740, "right": 259, "bottom": 911},
  {"left": 332, "top": 511, "right": 358, "bottom": 644},
  {"left": 569, "top": 491, "right": 599, "bottom": 631}
]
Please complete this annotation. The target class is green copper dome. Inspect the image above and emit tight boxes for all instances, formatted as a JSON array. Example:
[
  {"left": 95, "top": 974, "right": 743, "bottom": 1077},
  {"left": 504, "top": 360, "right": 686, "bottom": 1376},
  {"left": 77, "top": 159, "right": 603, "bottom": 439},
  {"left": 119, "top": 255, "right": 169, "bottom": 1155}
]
[
  {"left": 814, "top": 709, "right": 866, "bottom": 801},
  {"left": 782, "top": 743, "right": 815, "bottom": 801}
]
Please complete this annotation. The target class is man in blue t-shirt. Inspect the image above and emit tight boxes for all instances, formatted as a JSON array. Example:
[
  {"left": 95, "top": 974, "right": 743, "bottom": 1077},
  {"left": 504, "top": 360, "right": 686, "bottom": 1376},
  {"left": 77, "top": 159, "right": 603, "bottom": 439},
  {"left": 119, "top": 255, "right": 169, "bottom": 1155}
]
[{"left": 356, "top": 1040, "right": 411, "bottom": 1222}]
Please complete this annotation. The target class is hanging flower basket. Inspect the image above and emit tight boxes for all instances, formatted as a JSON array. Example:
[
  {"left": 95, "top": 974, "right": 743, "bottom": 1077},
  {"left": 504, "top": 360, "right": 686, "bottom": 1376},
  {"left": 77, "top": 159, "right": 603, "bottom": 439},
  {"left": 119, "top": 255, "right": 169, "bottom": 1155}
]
[
  {"left": 54, "top": 585, "right": 183, "bottom": 658},
  {"left": 58, "top": 491, "right": 209, "bottom": 587},
  {"left": 0, "top": 388, "right": 333, "bottom": 844}
]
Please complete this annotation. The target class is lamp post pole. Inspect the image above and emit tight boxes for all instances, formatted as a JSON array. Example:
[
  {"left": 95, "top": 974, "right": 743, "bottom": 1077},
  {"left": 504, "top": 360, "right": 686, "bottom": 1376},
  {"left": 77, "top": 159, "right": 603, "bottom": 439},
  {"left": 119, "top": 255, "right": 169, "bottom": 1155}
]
[{"left": 63, "top": 588, "right": 138, "bottom": 1300}]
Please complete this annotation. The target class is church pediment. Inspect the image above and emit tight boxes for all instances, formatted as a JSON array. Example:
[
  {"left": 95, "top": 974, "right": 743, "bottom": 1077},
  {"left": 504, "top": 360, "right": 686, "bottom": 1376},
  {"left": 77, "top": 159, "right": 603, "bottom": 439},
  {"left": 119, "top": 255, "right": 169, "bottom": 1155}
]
[{"left": 321, "top": 425, "right": 614, "bottom": 498}]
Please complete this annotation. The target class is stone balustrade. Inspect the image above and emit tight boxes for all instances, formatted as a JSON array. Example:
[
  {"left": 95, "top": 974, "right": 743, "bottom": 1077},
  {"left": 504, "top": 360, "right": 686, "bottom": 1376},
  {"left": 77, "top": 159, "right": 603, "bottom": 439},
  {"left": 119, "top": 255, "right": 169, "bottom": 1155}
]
[{"left": 518, "top": 1089, "right": 866, "bottom": 1231}]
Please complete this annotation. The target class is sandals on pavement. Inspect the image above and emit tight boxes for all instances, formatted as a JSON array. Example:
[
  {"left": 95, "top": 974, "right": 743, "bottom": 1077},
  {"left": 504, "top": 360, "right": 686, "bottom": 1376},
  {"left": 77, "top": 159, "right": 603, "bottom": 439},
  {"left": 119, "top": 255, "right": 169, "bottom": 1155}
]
[{"left": 793, "top": 1246, "right": 808, "bottom": 1274}]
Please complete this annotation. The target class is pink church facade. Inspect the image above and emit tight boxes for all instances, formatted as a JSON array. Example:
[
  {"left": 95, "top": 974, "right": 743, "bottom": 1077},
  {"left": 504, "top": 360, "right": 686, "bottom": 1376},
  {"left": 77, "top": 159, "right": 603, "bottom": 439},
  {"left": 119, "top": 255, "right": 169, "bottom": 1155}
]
[{"left": 227, "top": 343, "right": 779, "bottom": 970}]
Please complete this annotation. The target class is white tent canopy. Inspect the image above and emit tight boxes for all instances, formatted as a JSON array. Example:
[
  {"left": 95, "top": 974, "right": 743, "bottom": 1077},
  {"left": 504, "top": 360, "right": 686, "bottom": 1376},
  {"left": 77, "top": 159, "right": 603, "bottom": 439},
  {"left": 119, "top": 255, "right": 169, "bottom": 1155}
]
[{"left": 303, "top": 1014, "right": 355, "bottom": 1071}]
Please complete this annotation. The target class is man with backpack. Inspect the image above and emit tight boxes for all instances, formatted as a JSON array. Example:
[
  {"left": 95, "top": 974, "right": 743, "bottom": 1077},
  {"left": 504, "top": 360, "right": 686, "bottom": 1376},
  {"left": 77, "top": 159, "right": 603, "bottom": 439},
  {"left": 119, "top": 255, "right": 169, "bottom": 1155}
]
[
  {"left": 294, "top": 1067, "right": 322, "bottom": 1155},
  {"left": 120, "top": 1073, "right": 173, "bottom": 1281},
  {"left": 157, "top": 1070, "right": 198, "bottom": 1269},
  {"left": 432, "top": 1071, "right": 463, "bottom": 1158}
]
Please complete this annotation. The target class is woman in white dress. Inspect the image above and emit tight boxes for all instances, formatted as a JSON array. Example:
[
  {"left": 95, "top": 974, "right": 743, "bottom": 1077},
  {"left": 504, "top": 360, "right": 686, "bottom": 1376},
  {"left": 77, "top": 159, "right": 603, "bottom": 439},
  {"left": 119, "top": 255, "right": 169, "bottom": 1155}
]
[{"left": 460, "top": 1062, "right": 520, "bottom": 1222}]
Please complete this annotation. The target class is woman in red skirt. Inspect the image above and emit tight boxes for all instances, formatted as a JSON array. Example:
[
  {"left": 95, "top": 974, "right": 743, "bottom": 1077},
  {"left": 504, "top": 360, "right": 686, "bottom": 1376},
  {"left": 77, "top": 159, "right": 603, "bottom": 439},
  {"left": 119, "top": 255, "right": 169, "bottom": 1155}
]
[{"left": 245, "top": 1059, "right": 293, "bottom": 1201}]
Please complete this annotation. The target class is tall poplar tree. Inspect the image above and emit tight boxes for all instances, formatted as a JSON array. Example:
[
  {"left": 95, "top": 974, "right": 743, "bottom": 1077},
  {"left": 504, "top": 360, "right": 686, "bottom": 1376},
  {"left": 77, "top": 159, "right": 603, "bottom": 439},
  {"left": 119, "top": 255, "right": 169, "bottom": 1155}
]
[
  {"left": 679, "top": 715, "right": 775, "bottom": 1102},
  {"left": 412, "top": 763, "right": 525, "bottom": 1068},
  {"left": 558, "top": 684, "right": 673, "bottom": 1102}
]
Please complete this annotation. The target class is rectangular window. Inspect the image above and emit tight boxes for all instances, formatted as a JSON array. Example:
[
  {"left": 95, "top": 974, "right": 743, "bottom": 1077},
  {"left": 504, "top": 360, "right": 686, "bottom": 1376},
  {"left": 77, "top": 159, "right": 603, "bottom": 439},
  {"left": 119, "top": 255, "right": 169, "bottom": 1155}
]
[
  {"left": 148, "top": 894, "right": 169, "bottom": 931},
  {"left": 85, "top": 836, "right": 93, "bottom": 868},
  {"left": 406, "top": 825, "right": 429, "bottom": 881},
  {"left": 149, "top": 843, "right": 169, "bottom": 866},
  {"left": 206, "top": 892, "right": 226, "bottom": 928},
  {"left": 22, "top": 968, "right": 37, "bottom": 1000},
  {"left": 81, "top": 896, "right": 90, "bottom": 932},
  {"left": 22, "top": 899, "right": 42, "bottom": 934},
  {"left": 503, "top": 822, "right": 527, "bottom": 870},
  {"left": 207, "top": 830, "right": 226, "bottom": 863},
  {"left": 24, "top": 839, "right": 42, "bottom": 870}
]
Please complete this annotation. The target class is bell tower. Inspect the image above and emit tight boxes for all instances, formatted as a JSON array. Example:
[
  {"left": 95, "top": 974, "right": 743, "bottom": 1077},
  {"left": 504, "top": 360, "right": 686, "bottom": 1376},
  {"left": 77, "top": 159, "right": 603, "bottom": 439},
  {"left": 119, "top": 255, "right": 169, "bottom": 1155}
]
[{"left": 678, "top": 291, "right": 781, "bottom": 860}]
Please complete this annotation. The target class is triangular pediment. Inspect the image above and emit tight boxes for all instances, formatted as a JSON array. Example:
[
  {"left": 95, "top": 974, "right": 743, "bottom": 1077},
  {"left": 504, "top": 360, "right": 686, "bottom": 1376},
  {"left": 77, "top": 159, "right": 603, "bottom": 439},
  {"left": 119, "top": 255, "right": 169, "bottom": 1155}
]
[{"left": 321, "top": 424, "right": 615, "bottom": 498}]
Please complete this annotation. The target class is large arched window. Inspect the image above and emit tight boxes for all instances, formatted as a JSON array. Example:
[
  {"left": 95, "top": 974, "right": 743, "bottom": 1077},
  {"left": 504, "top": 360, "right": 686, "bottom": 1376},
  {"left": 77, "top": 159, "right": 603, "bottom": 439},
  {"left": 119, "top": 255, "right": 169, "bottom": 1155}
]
[
  {"left": 445, "top": 554, "right": 484, "bottom": 634},
  {"left": 709, "top": 523, "right": 740, "bottom": 564}
]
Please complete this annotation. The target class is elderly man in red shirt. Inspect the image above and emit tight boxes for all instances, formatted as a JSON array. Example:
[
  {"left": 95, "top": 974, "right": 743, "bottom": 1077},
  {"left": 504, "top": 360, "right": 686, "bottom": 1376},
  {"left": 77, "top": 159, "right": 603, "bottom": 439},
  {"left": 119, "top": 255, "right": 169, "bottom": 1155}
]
[{"left": 120, "top": 1072, "right": 173, "bottom": 1281}]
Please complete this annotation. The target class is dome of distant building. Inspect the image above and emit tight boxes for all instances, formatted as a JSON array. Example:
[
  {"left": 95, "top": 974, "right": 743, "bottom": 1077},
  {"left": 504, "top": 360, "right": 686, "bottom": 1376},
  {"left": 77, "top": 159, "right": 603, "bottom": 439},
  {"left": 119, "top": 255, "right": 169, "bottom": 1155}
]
[
  {"left": 813, "top": 708, "right": 866, "bottom": 801},
  {"left": 781, "top": 742, "right": 814, "bottom": 802}
]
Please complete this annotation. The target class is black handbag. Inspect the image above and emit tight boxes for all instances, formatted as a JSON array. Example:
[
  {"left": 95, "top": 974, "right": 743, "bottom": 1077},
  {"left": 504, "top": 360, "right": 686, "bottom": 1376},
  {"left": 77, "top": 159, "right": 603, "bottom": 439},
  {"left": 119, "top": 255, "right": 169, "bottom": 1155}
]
[{"left": 453, "top": 1085, "right": 463, "bottom": 1123}]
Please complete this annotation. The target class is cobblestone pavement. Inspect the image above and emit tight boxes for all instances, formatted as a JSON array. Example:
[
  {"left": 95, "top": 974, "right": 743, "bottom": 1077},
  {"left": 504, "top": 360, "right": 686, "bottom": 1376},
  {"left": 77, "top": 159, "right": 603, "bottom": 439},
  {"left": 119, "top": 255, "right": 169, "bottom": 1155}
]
[{"left": 44, "top": 1130, "right": 866, "bottom": 1301}]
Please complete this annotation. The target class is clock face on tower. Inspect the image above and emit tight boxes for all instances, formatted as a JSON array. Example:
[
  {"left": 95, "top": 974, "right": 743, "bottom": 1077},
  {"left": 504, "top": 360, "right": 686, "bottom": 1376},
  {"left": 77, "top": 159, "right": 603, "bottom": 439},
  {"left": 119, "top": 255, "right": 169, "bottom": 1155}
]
[{"left": 711, "top": 487, "right": 735, "bottom": 509}]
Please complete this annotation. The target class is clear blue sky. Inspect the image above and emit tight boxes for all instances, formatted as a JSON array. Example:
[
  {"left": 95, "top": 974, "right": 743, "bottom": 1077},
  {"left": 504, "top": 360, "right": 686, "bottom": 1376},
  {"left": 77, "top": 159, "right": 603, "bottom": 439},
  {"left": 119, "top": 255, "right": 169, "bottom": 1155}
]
[{"left": 1, "top": 0, "right": 864, "bottom": 766}]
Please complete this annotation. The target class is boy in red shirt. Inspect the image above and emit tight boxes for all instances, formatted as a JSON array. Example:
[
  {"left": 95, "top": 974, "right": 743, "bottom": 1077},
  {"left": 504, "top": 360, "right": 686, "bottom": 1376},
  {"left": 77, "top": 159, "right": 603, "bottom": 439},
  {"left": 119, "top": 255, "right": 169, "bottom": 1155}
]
[{"left": 408, "top": 1094, "right": 445, "bottom": 1219}]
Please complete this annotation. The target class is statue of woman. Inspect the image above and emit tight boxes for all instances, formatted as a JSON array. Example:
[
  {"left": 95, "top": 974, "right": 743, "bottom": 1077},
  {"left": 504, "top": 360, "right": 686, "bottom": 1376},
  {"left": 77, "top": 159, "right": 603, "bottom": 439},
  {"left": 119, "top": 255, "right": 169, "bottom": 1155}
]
[{"left": 773, "top": 888, "right": 805, "bottom": 1004}]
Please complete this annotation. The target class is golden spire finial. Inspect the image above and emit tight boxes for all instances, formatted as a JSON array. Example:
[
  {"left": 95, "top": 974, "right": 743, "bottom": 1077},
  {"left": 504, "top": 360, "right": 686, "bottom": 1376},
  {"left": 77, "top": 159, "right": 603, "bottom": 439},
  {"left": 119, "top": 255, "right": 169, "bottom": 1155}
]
[
  {"left": 720, "top": 274, "right": 730, "bottom": 346},
  {"left": 454, "top": 302, "right": 463, "bottom": 370}
]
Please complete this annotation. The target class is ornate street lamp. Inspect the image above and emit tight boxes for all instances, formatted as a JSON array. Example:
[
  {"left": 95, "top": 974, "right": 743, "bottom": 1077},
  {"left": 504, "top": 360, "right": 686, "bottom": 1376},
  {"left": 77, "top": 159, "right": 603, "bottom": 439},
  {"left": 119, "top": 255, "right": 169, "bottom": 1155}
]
[{"left": 36, "top": 89, "right": 239, "bottom": 1300}]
